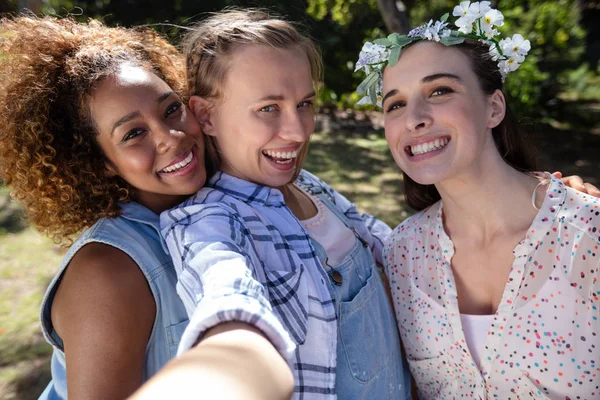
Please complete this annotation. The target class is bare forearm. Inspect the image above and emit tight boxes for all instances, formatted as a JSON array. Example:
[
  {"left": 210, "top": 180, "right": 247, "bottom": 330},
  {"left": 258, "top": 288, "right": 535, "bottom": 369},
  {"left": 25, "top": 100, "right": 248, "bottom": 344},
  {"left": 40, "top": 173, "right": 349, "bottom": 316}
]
[{"left": 129, "top": 322, "right": 294, "bottom": 400}]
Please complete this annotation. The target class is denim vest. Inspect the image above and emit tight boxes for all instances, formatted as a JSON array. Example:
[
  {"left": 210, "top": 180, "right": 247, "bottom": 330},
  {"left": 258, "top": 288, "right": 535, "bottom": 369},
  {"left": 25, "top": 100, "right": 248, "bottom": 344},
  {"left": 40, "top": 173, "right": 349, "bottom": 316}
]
[
  {"left": 38, "top": 202, "right": 189, "bottom": 399},
  {"left": 298, "top": 184, "right": 412, "bottom": 399}
]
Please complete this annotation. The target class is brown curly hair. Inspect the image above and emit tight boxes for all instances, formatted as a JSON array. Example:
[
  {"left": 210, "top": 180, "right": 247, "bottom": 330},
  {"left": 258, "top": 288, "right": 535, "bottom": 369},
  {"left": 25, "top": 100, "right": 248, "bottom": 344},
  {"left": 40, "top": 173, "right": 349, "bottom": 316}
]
[{"left": 0, "top": 16, "right": 186, "bottom": 244}]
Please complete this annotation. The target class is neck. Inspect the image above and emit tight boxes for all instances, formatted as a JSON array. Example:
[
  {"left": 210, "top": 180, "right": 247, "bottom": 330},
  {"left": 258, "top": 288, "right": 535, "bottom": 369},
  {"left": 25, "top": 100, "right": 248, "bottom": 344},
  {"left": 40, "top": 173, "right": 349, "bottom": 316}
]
[
  {"left": 280, "top": 183, "right": 318, "bottom": 221},
  {"left": 436, "top": 156, "right": 540, "bottom": 242}
]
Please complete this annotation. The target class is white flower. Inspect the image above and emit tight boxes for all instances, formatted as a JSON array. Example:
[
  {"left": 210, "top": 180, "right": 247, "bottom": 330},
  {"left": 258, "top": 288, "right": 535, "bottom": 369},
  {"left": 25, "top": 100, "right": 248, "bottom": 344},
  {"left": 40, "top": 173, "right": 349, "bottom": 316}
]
[
  {"left": 356, "top": 86, "right": 383, "bottom": 107},
  {"left": 455, "top": 16, "right": 475, "bottom": 34},
  {"left": 453, "top": 1, "right": 477, "bottom": 34},
  {"left": 356, "top": 96, "right": 371, "bottom": 105},
  {"left": 355, "top": 42, "right": 390, "bottom": 72},
  {"left": 499, "top": 33, "right": 531, "bottom": 57},
  {"left": 453, "top": 1, "right": 471, "bottom": 18},
  {"left": 421, "top": 19, "right": 450, "bottom": 42},
  {"left": 498, "top": 55, "right": 524, "bottom": 77},
  {"left": 468, "top": 1, "right": 491, "bottom": 18},
  {"left": 488, "top": 42, "right": 501, "bottom": 61},
  {"left": 480, "top": 9, "right": 504, "bottom": 38}
]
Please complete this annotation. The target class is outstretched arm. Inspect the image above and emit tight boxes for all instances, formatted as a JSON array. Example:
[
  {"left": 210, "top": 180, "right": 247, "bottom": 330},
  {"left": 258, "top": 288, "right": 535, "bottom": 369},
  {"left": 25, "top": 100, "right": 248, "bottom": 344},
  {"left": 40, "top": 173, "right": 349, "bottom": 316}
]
[{"left": 128, "top": 322, "right": 294, "bottom": 400}]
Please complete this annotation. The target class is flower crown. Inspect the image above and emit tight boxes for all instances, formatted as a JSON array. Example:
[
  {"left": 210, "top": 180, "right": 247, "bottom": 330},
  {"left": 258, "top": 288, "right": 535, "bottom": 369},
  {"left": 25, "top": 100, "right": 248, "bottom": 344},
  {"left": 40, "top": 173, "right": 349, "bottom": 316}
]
[{"left": 354, "top": 1, "right": 531, "bottom": 106}]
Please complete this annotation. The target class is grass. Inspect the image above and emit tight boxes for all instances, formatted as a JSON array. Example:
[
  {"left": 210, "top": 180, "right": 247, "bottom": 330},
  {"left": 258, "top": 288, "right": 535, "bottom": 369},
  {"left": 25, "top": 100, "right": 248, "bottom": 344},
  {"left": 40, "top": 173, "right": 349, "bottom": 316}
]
[
  {"left": 0, "top": 108, "right": 598, "bottom": 399},
  {"left": 0, "top": 224, "right": 64, "bottom": 399}
]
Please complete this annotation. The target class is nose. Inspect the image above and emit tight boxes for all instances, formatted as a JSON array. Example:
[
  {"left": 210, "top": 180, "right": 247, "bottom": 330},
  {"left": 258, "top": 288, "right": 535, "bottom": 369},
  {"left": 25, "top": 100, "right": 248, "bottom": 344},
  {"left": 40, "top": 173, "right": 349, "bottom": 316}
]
[
  {"left": 279, "top": 109, "right": 312, "bottom": 142},
  {"left": 155, "top": 125, "right": 184, "bottom": 154},
  {"left": 404, "top": 97, "right": 433, "bottom": 133}
]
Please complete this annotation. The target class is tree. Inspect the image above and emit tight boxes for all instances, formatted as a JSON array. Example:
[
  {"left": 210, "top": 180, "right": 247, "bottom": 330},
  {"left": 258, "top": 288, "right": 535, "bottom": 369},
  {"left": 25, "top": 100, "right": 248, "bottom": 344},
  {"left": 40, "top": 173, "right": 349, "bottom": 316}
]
[{"left": 375, "top": 0, "right": 411, "bottom": 33}]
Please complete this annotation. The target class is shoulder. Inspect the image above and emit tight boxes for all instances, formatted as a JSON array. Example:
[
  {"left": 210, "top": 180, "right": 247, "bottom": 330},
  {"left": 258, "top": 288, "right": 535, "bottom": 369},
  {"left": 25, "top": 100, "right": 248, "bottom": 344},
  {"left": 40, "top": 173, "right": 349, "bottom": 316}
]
[
  {"left": 557, "top": 186, "right": 600, "bottom": 243},
  {"left": 51, "top": 242, "right": 155, "bottom": 340},
  {"left": 161, "top": 190, "right": 243, "bottom": 228},
  {"left": 389, "top": 203, "right": 439, "bottom": 243},
  {"left": 297, "top": 170, "right": 335, "bottom": 194}
]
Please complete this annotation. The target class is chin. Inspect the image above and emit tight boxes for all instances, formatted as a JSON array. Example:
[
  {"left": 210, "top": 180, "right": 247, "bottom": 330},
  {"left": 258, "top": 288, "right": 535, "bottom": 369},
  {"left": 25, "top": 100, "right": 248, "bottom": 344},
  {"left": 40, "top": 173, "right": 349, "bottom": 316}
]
[{"left": 404, "top": 169, "right": 447, "bottom": 186}]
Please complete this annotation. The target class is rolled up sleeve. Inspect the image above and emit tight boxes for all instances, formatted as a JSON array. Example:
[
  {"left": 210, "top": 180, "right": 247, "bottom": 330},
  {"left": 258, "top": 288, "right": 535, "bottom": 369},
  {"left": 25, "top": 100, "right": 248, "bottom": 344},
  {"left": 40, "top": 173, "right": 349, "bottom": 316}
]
[{"left": 161, "top": 204, "right": 296, "bottom": 360}]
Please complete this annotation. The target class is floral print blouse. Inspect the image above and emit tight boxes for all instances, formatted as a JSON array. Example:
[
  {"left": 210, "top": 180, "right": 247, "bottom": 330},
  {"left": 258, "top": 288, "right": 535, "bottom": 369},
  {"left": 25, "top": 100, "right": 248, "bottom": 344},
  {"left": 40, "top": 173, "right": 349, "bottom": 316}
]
[{"left": 384, "top": 174, "right": 599, "bottom": 399}]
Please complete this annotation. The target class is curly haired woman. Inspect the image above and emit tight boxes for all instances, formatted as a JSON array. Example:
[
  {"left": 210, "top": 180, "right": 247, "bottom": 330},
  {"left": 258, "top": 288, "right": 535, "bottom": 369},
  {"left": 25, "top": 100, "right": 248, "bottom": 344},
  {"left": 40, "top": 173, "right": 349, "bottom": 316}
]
[{"left": 0, "top": 16, "right": 212, "bottom": 399}]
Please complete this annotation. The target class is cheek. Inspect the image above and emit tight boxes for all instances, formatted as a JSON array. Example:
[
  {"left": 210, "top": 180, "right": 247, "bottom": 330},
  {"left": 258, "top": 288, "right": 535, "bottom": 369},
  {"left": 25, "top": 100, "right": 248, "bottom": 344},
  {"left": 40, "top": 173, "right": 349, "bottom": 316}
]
[
  {"left": 384, "top": 118, "right": 402, "bottom": 149},
  {"left": 302, "top": 112, "right": 315, "bottom": 135},
  {"left": 119, "top": 146, "right": 154, "bottom": 173},
  {"left": 182, "top": 115, "right": 203, "bottom": 137}
]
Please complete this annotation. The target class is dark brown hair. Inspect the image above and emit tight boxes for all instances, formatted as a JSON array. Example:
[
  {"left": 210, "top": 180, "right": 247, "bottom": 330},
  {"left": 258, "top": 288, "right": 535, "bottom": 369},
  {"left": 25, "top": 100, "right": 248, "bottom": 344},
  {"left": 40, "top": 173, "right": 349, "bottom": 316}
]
[
  {"left": 0, "top": 16, "right": 186, "bottom": 244},
  {"left": 403, "top": 39, "right": 537, "bottom": 211},
  {"left": 182, "top": 9, "right": 322, "bottom": 181}
]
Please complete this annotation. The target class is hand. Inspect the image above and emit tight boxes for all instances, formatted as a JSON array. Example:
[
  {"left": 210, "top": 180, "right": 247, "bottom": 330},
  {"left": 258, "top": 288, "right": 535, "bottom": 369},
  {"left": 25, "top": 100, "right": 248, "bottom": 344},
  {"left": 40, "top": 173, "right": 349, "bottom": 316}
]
[{"left": 552, "top": 171, "right": 600, "bottom": 197}]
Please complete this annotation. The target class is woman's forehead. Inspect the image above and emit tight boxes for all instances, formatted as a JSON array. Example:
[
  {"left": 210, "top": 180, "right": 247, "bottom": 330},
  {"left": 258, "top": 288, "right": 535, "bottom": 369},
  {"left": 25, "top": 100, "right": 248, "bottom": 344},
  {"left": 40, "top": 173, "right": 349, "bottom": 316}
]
[{"left": 383, "top": 42, "right": 470, "bottom": 87}]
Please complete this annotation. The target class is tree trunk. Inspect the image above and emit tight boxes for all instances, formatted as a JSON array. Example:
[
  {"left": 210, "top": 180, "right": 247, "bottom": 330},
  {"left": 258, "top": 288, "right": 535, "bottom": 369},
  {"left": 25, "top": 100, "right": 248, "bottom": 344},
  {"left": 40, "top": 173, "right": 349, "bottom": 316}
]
[{"left": 376, "top": 0, "right": 412, "bottom": 34}]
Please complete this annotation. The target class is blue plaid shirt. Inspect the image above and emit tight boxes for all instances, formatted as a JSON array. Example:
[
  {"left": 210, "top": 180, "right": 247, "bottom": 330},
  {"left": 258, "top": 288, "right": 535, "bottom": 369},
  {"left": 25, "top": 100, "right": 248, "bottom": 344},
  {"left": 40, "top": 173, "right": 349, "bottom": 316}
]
[{"left": 160, "top": 170, "right": 391, "bottom": 398}]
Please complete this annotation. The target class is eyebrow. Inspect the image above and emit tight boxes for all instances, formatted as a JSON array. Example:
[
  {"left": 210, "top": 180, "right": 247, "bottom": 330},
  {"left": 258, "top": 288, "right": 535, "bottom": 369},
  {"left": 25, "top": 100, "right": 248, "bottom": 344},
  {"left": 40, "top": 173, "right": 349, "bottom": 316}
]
[
  {"left": 256, "top": 90, "right": 317, "bottom": 103},
  {"left": 110, "top": 91, "right": 176, "bottom": 136},
  {"left": 381, "top": 73, "right": 462, "bottom": 107}
]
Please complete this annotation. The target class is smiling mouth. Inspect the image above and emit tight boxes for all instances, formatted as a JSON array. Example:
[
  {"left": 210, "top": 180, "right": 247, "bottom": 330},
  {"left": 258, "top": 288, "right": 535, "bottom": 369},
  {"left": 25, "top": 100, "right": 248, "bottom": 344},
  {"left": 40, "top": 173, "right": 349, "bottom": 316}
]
[
  {"left": 262, "top": 149, "right": 299, "bottom": 164},
  {"left": 406, "top": 137, "right": 450, "bottom": 156},
  {"left": 160, "top": 149, "right": 194, "bottom": 173}
]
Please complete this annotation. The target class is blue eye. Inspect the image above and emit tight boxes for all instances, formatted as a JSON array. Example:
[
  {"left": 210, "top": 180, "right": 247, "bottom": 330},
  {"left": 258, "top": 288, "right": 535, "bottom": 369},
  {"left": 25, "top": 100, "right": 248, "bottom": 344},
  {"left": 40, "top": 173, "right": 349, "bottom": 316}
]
[
  {"left": 298, "top": 100, "right": 313, "bottom": 108},
  {"left": 122, "top": 128, "right": 145, "bottom": 142},
  {"left": 165, "top": 101, "right": 182, "bottom": 117},
  {"left": 259, "top": 105, "right": 277, "bottom": 112}
]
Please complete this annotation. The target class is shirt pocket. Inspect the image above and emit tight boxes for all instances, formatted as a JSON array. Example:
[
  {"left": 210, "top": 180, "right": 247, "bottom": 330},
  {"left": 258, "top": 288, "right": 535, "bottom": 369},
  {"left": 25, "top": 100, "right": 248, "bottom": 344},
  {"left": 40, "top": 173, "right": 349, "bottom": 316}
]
[
  {"left": 338, "top": 270, "right": 396, "bottom": 382},
  {"left": 166, "top": 319, "right": 190, "bottom": 359},
  {"left": 263, "top": 263, "right": 308, "bottom": 345}
]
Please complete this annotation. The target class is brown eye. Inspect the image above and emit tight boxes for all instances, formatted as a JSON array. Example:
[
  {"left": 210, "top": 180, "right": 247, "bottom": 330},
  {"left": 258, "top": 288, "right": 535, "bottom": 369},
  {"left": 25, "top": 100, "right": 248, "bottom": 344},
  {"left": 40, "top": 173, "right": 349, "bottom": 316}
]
[
  {"left": 122, "top": 128, "right": 145, "bottom": 142},
  {"left": 431, "top": 87, "right": 454, "bottom": 97},
  {"left": 165, "top": 101, "right": 182, "bottom": 117},
  {"left": 386, "top": 101, "right": 405, "bottom": 113}
]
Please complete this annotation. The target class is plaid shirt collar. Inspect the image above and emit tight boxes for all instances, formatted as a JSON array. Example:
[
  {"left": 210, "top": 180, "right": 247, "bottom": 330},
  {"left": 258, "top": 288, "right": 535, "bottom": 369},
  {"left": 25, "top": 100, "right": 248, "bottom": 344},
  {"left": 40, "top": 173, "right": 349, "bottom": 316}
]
[{"left": 207, "top": 171, "right": 287, "bottom": 207}]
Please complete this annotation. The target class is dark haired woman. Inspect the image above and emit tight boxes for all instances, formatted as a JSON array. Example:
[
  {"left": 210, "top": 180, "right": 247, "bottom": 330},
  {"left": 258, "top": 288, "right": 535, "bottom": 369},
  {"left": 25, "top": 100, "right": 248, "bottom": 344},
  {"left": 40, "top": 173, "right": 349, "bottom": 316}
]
[
  {"left": 356, "top": 2, "right": 600, "bottom": 398},
  {"left": 0, "top": 16, "right": 210, "bottom": 399}
]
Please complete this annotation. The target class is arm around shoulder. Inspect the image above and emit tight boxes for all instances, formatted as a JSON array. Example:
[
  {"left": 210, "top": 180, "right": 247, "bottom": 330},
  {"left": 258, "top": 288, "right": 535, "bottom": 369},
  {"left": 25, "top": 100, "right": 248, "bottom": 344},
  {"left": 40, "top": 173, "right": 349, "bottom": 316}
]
[
  {"left": 51, "top": 242, "right": 156, "bottom": 400},
  {"left": 128, "top": 322, "right": 294, "bottom": 400}
]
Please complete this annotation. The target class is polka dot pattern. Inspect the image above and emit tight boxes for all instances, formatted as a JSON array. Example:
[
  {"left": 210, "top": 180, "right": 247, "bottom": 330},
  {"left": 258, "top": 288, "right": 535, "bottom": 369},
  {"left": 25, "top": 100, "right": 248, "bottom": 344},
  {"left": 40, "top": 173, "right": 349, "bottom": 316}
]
[{"left": 384, "top": 174, "right": 600, "bottom": 399}]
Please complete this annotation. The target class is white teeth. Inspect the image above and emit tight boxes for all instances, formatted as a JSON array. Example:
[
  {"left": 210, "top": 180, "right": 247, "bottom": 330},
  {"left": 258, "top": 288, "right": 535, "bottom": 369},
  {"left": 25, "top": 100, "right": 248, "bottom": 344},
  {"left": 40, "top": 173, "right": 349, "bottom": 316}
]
[
  {"left": 410, "top": 138, "right": 449, "bottom": 156},
  {"left": 262, "top": 149, "right": 299, "bottom": 160},
  {"left": 161, "top": 151, "right": 193, "bottom": 173}
]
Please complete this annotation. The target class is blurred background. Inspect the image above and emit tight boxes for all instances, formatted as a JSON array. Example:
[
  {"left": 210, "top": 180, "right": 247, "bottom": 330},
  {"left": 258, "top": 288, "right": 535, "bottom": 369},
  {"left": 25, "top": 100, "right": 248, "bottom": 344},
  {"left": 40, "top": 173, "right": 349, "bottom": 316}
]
[{"left": 0, "top": 0, "right": 598, "bottom": 398}]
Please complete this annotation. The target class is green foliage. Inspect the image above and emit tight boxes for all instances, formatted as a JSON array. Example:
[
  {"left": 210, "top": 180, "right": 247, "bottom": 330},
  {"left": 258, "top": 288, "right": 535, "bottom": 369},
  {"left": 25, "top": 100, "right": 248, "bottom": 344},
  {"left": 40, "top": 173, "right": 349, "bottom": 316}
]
[
  {"left": 8, "top": 0, "right": 597, "bottom": 117},
  {"left": 499, "top": 0, "right": 588, "bottom": 115},
  {"left": 560, "top": 63, "right": 600, "bottom": 101}
]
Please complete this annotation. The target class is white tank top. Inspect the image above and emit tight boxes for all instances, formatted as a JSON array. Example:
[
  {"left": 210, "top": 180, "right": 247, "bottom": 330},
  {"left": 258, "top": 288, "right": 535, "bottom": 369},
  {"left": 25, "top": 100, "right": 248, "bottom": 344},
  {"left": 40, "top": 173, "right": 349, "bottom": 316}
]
[
  {"left": 460, "top": 313, "right": 494, "bottom": 371},
  {"left": 297, "top": 185, "right": 356, "bottom": 266}
]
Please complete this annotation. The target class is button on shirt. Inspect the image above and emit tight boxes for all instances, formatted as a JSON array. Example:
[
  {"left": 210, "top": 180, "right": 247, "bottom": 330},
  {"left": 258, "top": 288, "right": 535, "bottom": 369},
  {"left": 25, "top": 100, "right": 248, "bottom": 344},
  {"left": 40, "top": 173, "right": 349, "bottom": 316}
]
[
  {"left": 160, "top": 170, "right": 391, "bottom": 398},
  {"left": 384, "top": 175, "right": 600, "bottom": 399}
]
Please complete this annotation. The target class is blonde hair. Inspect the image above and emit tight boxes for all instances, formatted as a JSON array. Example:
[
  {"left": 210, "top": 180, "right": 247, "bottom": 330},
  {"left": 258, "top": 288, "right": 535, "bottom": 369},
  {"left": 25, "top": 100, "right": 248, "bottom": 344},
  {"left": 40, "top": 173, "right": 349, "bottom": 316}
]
[{"left": 182, "top": 9, "right": 322, "bottom": 180}]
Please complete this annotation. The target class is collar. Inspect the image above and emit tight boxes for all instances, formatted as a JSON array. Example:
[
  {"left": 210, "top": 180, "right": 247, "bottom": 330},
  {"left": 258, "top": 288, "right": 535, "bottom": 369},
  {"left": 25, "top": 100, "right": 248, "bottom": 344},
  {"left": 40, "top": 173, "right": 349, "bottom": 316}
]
[
  {"left": 432, "top": 172, "right": 566, "bottom": 260},
  {"left": 117, "top": 201, "right": 161, "bottom": 235},
  {"left": 207, "top": 171, "right": 286, "bottom": 207}
]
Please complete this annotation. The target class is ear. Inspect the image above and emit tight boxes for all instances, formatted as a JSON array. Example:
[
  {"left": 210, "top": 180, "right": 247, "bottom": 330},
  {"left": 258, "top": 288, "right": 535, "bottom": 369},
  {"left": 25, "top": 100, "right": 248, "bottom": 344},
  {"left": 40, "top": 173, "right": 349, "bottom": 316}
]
[
  {"left": 487, "top": 89, "right": 506, "bottom": 129},
  {"left": 104, "top": 161, "right": 118, "bottom": 178},
  {"left": 189, "top": 96, "right": 217, "bottom": 137}
]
